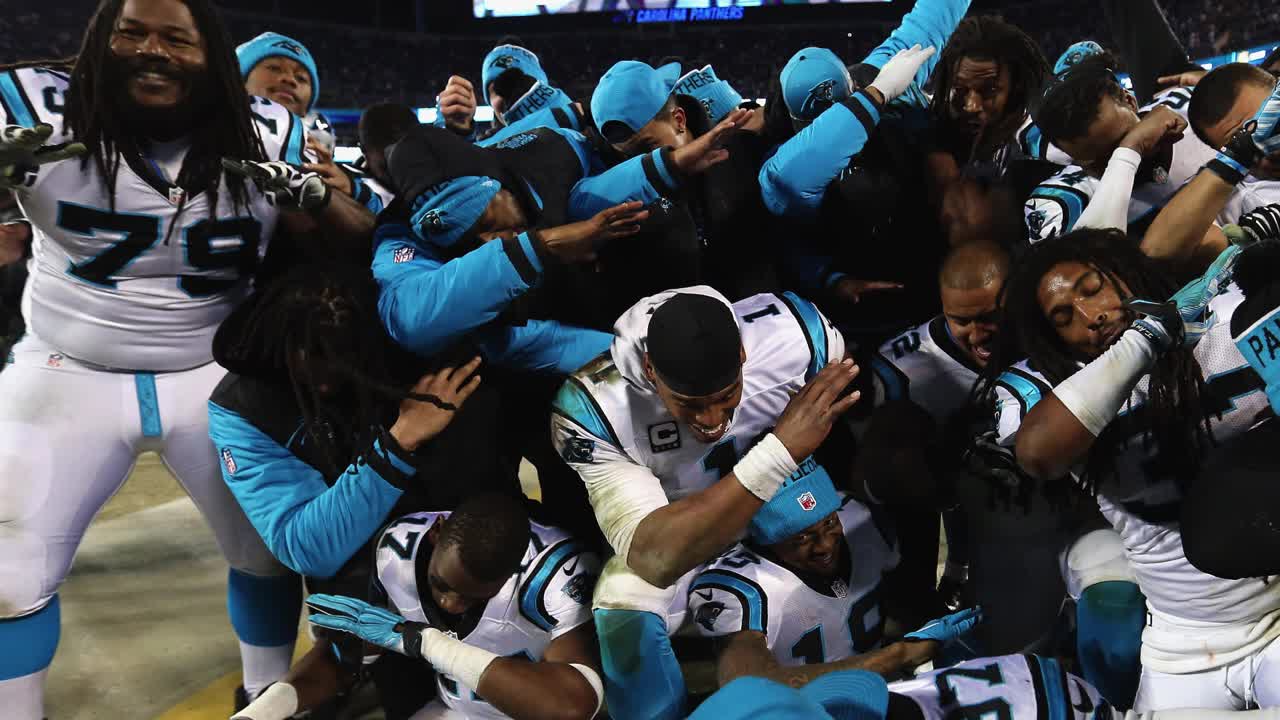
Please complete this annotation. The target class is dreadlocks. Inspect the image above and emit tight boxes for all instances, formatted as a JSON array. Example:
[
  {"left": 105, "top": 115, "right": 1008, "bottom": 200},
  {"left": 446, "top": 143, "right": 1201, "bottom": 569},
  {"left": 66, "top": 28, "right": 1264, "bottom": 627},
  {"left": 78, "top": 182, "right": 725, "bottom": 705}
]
[
  {"left": 977, "top": 228, "right": 1214, "bottom": 493},
  {"left": 929, "top": 15, "right": 1050, "bottom": 160},
  {"left": 63, "top": 0, "right": 263, "bottom": 216},
  {"left": 212, "top": 263, "right": 430, "bottom": 477}
]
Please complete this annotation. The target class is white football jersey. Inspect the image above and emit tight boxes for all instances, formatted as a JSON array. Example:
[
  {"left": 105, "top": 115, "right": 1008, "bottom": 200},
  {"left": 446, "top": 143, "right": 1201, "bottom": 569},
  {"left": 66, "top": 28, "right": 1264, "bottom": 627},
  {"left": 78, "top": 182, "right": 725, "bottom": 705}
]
[
  {"left": 687, "top": 495, "right": 898, "bottom": 666},
  {"left": 551, "top": 287, "right": 846, "bottom": 554},
  {"left": 890, "top": 654, "right": 1107, "bottom": 719},
  {"left": 374, "top": 512, "right": 600, "bottom": 720},
  {"left": 1023, "top": 87, "right": 1223, "bottom": 243},
  {"left": 866, "top": 315, "right": 980, "bottom": 422},
  {"left": 993, "top": 288, "right": 1280, "bottom": 668},
  {"left": 1, "top": 67, "right": 304, "bottom": 371}
]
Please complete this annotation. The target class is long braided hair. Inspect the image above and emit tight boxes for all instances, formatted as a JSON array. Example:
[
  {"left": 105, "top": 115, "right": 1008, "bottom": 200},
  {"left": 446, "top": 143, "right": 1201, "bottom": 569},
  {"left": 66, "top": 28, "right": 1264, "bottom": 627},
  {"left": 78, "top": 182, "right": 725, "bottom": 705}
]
[
  {"left": 214, "top": 264, "right": 446, "bottom": 477},
  {"left": 929, "top": 16, "right": 1050, "bottom": 163},
  {"left": 976, "top": 229, "right": 1215, "bottom": 493},
  {"left": 63, "top": 0, "right": 263, "bottom": 215}
]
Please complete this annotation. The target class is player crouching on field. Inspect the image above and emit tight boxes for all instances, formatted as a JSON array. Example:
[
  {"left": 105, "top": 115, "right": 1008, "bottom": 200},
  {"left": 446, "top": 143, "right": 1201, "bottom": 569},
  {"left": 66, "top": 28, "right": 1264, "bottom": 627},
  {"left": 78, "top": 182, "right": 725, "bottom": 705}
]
[
  {"left": 234, "top": 494, "right": 606, "bottom": 720},
  {"left": 689, "top": 459, "right": 983, "bottom": 689}
]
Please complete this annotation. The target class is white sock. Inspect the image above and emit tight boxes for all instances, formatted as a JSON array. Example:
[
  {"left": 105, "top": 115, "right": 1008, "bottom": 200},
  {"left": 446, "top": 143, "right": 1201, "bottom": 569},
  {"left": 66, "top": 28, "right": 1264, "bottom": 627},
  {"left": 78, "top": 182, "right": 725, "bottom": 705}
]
[
  {"left": 239, "top": 641, "right": 294, "bottom": 699},
  {"left": 0, "top": 668, "right": 48, "bottom": 720}
]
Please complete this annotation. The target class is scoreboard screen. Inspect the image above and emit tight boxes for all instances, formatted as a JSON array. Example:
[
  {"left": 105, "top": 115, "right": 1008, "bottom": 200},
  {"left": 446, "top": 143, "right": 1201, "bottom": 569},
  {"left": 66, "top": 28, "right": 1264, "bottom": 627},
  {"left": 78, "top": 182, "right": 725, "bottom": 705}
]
[{"left": 475, "top": 0, "right": 888, "bottom": 19}]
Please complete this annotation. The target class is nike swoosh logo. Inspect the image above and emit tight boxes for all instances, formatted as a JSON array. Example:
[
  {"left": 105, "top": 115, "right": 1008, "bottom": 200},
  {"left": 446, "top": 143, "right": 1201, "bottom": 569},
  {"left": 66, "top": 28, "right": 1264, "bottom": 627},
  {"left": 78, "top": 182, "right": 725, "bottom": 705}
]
[
  {"left": 695, "top": 590, "right": 714, "bottom": 601},
  {"left": 563, "top": 558, "right": 580, "bottom": 576}
]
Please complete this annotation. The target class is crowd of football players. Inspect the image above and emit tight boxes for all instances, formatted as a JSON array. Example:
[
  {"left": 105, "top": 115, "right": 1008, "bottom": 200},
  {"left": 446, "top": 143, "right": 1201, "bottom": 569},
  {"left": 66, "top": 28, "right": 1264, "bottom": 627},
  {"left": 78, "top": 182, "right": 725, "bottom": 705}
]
[{"left": 3, "top": 0, "right": 1280, "bottom": 718}]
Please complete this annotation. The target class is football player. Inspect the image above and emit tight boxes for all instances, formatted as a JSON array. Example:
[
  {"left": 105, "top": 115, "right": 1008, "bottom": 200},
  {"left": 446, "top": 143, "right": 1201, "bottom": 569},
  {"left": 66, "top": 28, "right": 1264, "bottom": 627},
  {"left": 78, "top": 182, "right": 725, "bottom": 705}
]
[
  {"left": 0, "top": 0, "right": 368, "bottom": 715},
  {"left": 1023, "top": 52, "right": 1274, "bottom": 268},
  {"left": 234, "top": 494, "right": 605, "bottom": 720},
  {"left": 692, "top": 656, "right": 1280, "bottom": 720},
  {"left": 551, "top": 286, "right": 859, "bottom": 718},
  {"left": 986, "top": 229, "right": 1280, "bottom": 711},
  {"left": 688, "top": 458, "right": 984, "bottom": 687}
]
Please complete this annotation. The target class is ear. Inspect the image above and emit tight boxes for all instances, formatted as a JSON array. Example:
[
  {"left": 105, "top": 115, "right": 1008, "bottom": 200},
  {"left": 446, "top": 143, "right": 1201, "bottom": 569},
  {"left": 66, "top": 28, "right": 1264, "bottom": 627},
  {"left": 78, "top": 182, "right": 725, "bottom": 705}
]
[
  {"left": 426, "top": 517, "right": 443, "bottom": 546},
  {"left": 1123, "top": 91, "right": 1139, "bottom": 113},
  {"left": 739, "top": 344, "right": 747, "bottom": 365},
  {"left": 671, "top": 105, "right": 687, "bottom": 135},
  {"left": 643, "top": 352, "right": 657, "bottom": 384}
]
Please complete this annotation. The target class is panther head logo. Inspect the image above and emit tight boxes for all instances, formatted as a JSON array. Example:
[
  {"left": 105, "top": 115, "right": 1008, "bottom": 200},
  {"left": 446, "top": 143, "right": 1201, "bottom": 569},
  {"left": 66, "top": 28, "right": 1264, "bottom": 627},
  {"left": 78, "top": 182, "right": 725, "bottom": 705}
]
[
  {"left": 421, "top": 209, "right": 446, "bottom": 231},
  {"left": 802, "top": 79, "right": 839, "bottom": 118},
  {"left": 700, "top": 98, "right": 714, "bottom": 116},
  {"left": 1026, "top": 207, "right": 1046, "bottom": 237},
  {"left": 695, "top": 601, "right": 725, "bottom": 631},
  {"left": 492, "top": 55, "right": 517, "bottom": 70}
]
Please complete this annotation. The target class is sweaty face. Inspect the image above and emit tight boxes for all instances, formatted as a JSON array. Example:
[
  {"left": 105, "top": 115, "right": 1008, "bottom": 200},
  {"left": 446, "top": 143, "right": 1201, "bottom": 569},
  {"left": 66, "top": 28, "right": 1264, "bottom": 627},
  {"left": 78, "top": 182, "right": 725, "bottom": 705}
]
[
  {"left": 1036, "top": 260, "right": 1134, "bottom": 361},
  {"left": 648, "top": 356, "right": 745, "bottom": 444},
  {"left": 245, "top": 56, "right": 312, "bottom": 116},
  {"left": 947, "top": 57, "right": 1011, "bottom": 132},
  {"left": 109, "top": 0, "right": 208, "bottom": 111},
  {"left": 940, "top": 280, "right": 1002, "bottom": 367},
  {"left": 1057, "top": 94, "right": 1140, "bottom": 177},
  {"left": 426, "top": 536, "right": 509, "bottom": 619},
  {"left": 615, "top": 109, "right": 687, "bottom": 159},
  {"left": 770, "top": 513, "right": 845, "bottom": 580}
]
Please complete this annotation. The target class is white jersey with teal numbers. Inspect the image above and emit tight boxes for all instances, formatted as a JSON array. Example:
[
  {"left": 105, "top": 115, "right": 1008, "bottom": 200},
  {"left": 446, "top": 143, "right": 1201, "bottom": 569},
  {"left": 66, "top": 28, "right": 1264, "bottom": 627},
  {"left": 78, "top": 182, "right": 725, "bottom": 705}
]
[
  {"left": 1024, "top": 87, "right": 1220, "bottom": 243},
  {"left": 551, "top": 287, "right": 846, "bottom": 557},
  {"left": 687, "top": 495, "right": 899, "bottom": 666},
  {"left": 993, "top": 287, "right": 1280, "bottom": 672},
  {"left": 890, "top": 654, "right": 1107, "bottom": 719},
  {"left": 374, "top": 512, "right": 600, "bottom": 720},
  {"left": 1, "top": 67, "right": 305, "bottom": 371}
]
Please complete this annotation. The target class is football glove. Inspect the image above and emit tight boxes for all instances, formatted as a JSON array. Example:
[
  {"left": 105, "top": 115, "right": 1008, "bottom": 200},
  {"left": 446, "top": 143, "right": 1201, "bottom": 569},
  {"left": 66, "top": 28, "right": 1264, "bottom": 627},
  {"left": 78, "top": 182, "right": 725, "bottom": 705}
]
[
  {"left": 0, "top": 123, "right": 86, "bottom": 190},
  {"left": 306, "top": 594, "right": 428, "bottom": 658},
  {"left": 221, "top": 158, "right": 329, "bottom": 211},
  {"left": 904, "top": 606, "right": 984, "bottom": 644},
  {"left": 1127, "top": 244, "right": 1241, "bottom": 352},
  {"left": 868, "top": 45, "right": 936, "bottom": 104},
  {"left": 1208, "top": 80, "right": 1280, "bottom": 184},
  {"left": 1223, "top": 203, "right": 1280, "bottom": 247}
]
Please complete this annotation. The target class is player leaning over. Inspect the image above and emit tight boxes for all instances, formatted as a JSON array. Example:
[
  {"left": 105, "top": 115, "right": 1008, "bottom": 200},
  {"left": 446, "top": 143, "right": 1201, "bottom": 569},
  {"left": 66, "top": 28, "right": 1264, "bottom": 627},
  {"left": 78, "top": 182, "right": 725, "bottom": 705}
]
[
  {"left": 0, "top": 0, "right": 372, "bottom": 715},
  {"left": 552, "top": 287, "right": 859, "bottom": 718},
  {"left": 234, "top": 494, "right": 605, "bottom": 720}
]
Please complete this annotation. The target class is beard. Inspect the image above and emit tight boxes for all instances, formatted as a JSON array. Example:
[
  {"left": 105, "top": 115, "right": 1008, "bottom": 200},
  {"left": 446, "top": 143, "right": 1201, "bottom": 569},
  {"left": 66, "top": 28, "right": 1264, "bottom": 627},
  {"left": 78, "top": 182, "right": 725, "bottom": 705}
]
[{"left": 105, "top": 52, "right": 213, "bottom": 141}]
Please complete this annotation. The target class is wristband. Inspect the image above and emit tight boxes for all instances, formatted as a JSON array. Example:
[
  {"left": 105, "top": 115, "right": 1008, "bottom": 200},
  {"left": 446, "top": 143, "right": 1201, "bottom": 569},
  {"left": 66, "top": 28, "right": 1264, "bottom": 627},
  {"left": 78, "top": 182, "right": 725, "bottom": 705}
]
[
  {"left": 420, "top": 627, "right": 500, "bottom": 692},
  {"left": 1052, "top": 328, "right": 1157, "bottom": 437},
  {"left": 733, "top": 433, "right": 799, "bottom": 501},
  {"left": 231, "top": 682, "right": 299, "bottom": 720}
]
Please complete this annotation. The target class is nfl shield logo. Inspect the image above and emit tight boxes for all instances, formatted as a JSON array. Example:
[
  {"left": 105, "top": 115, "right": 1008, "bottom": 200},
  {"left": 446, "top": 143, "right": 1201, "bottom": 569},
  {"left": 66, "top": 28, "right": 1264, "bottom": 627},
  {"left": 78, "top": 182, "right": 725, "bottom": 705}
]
[
  {"left": 46, "top": 353, "right": 63, "bottom": 368},
  {"left": 393, "top": 246, "right": 415, "bottom": 264},
  {"left": 797, "top": 491, "right": 818, "bottom": 511},
  {"left": 221, "top": 448, "right": 237, "bottom": 474}
]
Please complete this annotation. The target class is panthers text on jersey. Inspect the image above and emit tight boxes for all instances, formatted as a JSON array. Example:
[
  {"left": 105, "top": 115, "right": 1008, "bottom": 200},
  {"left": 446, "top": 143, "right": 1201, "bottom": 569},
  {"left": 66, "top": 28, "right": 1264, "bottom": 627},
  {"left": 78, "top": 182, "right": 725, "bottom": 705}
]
[
  {"left": 0, "top": 67, "right": 305, "bottom": 371},
  {"left": 994, "top": 287, "right": 1280, "bottom": 672},
  {"left": 889, "top": 653, "right": 1107, "bottom": 719},
  {"left": 688, "top": 494, "right": 899, "bottom": 666},
  {"left": 374, "top": 511, "right": 600, "bottom": 720},
  {"left": 1023, "top": 87, "right": 1219, "bottom": 243},
  {"left": 550, "top": 286, "right": 846, "bottom": 557}
]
